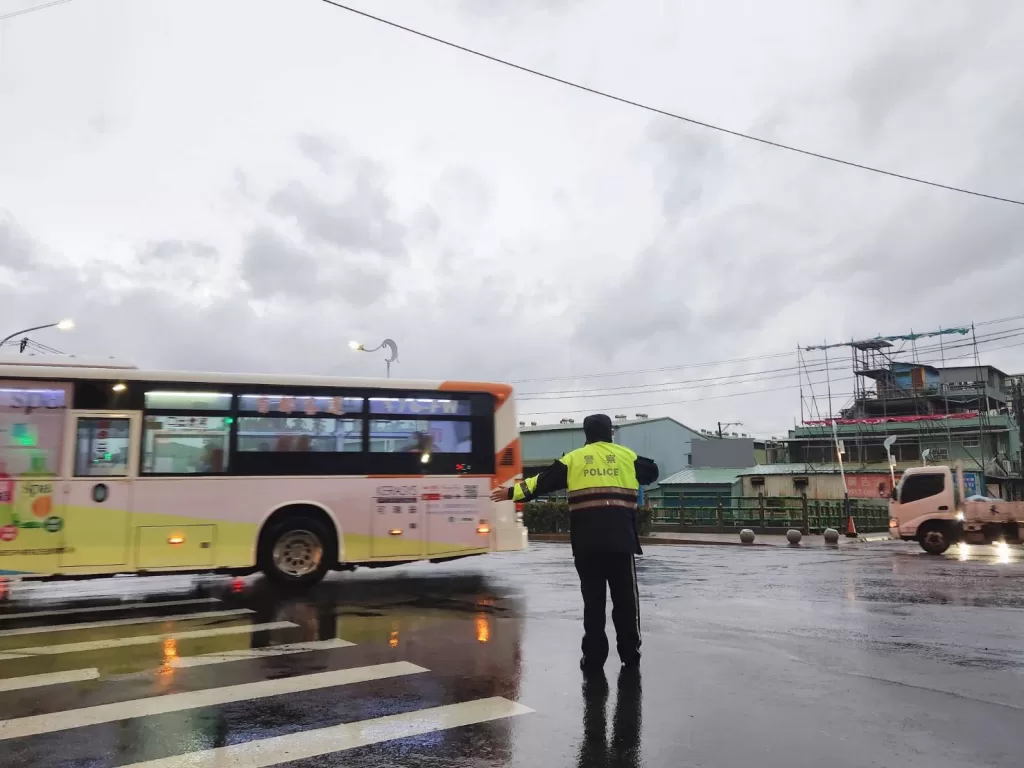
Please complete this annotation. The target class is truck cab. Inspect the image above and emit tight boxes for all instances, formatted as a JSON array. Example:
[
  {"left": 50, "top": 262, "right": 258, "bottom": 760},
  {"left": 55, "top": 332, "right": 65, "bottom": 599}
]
[
  {"left": 890, "top": 463, "right": 1023, "bottom": 554},
  {"left": 889, "top": 465, "right": 959, "bottom": 553}
]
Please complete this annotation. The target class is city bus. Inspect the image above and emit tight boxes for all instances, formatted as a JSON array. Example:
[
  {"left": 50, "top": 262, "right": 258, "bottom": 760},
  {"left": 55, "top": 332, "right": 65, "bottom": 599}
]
[{"left": 0, "top": 356, "right": 527, "bottom": 587}]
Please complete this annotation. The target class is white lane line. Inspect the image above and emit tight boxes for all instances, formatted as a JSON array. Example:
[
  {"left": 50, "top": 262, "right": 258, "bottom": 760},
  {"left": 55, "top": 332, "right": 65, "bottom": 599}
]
[
  {"left": 0, "top": 668, "right": 100, "bottom": 692},
  {"left": 0, "top": 609, "right": 254, "bottom": 638},
  {"left": 0, "top": 598, "right": 221, "bottom": 622},
  {"left": 0, "top": 661, "right": 427, "bottom": 741},
  {"left": 120, "top": 697, "right": 534, "bottom": 768},
  {"left": 172, "top": 638, "right": 354, "bottom": 668},
  {"left": 0, "top": 621, "right": 298, "bottom": 660}
]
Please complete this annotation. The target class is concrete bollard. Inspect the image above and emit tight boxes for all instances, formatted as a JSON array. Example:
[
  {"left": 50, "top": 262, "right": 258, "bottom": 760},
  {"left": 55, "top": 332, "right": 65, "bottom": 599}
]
[
  {"left": 786, "top": 529, "right": 802, "bottom": 545},
  {"left": 739, "top": 528, "right": 756, "bottom": 544},
  {"left": 823, "top": 528, "right": 840, "bottom": 545}
]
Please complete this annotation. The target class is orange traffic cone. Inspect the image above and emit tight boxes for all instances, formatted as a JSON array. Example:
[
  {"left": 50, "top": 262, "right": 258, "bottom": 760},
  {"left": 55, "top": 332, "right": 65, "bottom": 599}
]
[{"left": 846, "top": 515, "right": 858, "bottom": 538}]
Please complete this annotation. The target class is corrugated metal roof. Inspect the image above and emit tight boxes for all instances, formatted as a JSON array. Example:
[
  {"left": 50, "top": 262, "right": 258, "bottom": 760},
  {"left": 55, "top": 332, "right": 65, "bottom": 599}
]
[
  {"left": 519, "top": 416, "right": 701, "bottom": 434},
  {"left": 739, "top": 463, "right": 841, "bottom": 475},
  {"left": 659, "top": 467, "right": 745, "bottom": 486},
  {"left": 737, "top": 463, "right": 892, "bottom": 476}
]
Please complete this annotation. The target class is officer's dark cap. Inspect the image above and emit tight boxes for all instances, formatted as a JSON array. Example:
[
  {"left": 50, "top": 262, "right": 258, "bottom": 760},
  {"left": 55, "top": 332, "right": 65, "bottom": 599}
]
[{"left": 583, "top": 413, "right": 614, "bottom": 444}]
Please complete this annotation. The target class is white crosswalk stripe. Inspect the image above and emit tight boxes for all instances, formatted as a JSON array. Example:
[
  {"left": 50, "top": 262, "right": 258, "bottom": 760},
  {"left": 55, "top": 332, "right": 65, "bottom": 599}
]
[
  {"left": 0, "top": 621, "right": 297, "bottom": 660},
  {"left": 0, "top": 598, "right": 221, "bottom": 622},
  {"left": 0, "top": 668, "right": 100, "bottom": 692},
  {"left": 0, "top": 608, "right": 254, "bottom": 637},
  {"left": 0, "top": 662, "right": 428, "bottom": 740},
  {"left": 0, "top": 599, "right": 534, "bottom": 766},
  {"left": 171, "top": 637, "right": 354, "bottom": 668},
  {"left": 118, "top": 697, "right": 534, "bottom": 768}
]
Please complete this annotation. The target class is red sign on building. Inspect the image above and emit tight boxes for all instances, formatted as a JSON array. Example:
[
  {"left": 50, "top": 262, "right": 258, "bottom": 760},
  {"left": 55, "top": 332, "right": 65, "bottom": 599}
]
[{"left": 845, "top": 473, "right": 897, "bottom": 499}]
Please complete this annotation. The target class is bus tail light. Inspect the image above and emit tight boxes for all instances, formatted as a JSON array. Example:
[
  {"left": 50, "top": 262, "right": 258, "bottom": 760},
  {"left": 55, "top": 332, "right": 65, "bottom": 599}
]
[
  {"left": 168, "top": 534, "right": 185, "bottom": 545},
  {"left": 888, "top": 519, "right": 898, "bottom": 528},
  {"left": 477, "top": 522, "right": 491, "bottom": 535},
  {"left": 388, "top": 528, "right": 402, "bottom": 536},
  {"left": 514, "top": 503, "right": 524, "bottom": 523}
]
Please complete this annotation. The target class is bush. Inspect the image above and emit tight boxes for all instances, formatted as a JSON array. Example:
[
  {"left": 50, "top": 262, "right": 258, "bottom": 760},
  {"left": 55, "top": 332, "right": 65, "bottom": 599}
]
[
  {"left": 522, "top": 500, "right": 654, "bottom": 537},
  {"left": 637, "top": 505, "right": 653, "bottom": 537},
  {"left": 522, "top": 501, "right": 569, "bottom": 533}
]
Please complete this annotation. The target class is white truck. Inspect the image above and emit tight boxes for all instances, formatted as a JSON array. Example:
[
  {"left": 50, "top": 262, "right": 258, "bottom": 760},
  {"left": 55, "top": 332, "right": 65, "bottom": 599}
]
[{"left": 889, "top": 463, "right": 1024, "bottom": 554}]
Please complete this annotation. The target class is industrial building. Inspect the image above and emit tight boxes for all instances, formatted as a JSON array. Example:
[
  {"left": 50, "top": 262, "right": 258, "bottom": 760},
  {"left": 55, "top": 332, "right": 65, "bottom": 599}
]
[{"left": 518, "top": 416, "right": 703, "bottom": 482}]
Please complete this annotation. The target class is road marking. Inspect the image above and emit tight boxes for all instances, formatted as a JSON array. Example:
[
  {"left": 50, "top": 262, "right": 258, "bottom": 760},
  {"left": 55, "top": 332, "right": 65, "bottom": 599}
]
[
  {"left": 172, "top": 638, "right": 354, "bottom": 668},
  {"left": 0, "top": 609, "right": 254, "bottom": 637},
  {"left": 0, "top": 667, "right": 100, "bottom": 692},
  {"left": 119, "top": 697, "right": 533, "bottom": 767},
  {"left": 0, "top": 598, "right": 221, "bottom": 622},
  {"left": 0, "top": 661, "right": 427, "bottom": 741},
  {"left": 0, "top": 621, "right": 298, "bottom": 660}
]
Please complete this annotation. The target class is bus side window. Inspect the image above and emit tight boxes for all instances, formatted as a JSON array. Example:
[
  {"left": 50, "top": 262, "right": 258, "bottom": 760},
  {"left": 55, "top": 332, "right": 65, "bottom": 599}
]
[{"left": 75, "top": 418, "right": 131, "bottom": 478}]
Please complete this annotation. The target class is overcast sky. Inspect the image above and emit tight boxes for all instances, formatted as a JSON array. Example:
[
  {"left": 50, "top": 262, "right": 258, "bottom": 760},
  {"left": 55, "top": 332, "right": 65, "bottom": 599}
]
[{"left": 2, "top": 0, "right": 1023, "bottom": 437}]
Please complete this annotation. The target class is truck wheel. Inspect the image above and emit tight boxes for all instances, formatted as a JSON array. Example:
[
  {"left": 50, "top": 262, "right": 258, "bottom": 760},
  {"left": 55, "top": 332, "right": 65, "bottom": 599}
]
[
  {"left": 918, "top": 522, "right": 954, "bottom": 555},
  {"left": 260, "top": 517, "right": 331, "bottom": 586}
]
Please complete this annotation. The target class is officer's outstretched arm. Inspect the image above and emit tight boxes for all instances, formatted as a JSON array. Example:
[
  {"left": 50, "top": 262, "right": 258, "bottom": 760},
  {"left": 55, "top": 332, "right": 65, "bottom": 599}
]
[
  {"left": 506, "top": 459, "right": 569, "bottom": 502},
  {"left": 634, "top": 456, "right": 659, "bottom": 486}
]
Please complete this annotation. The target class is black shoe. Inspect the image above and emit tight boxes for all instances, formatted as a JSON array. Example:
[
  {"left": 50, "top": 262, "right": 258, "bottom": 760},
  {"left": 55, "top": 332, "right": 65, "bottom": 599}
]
[
  {"left": 620, "top": 656, "right": 641, "bottom": 670},
  {"left": 580, "top": 657, "right": 605, "bottom": 674}
]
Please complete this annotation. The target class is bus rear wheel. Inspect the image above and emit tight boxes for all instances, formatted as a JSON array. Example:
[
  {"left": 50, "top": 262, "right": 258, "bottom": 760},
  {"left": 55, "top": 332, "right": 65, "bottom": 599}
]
[
  {"left": 918, "top": 521, "right": 955, "bottom": 555},
  {"left": 261, "top": 517, "right": 331, "bottom": 586}
]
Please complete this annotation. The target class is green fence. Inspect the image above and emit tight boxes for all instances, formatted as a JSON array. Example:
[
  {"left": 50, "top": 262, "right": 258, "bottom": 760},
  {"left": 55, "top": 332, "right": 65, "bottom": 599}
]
[{"left": 650, "top": 495, "right": 889, "bottom": 534}]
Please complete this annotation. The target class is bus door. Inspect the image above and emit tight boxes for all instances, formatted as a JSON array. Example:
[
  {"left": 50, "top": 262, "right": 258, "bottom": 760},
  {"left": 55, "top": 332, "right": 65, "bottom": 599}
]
[{"left": 60, "top": 412, "right": 138, "bottom": 568}]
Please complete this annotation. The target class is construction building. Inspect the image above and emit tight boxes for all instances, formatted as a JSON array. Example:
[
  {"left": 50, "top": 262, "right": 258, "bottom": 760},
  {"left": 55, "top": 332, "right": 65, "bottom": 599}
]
[{"left": 789, "top": 333, "right": 1022, "bottom": 499}]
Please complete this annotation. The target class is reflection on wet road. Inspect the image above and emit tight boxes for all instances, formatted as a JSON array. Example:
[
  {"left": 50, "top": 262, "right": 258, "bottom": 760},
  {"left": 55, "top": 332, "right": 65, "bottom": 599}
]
[{"left": 0, "top": 540, "right": 1022, "bottom": 767}]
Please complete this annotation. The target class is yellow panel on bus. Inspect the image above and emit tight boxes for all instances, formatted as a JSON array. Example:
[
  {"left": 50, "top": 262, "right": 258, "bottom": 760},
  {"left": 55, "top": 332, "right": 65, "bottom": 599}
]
[{"left": 136, "top": 525, "right": 216, "bottom": 569}]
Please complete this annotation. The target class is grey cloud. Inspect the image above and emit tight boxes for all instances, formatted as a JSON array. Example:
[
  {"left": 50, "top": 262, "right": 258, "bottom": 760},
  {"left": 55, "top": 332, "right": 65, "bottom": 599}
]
[
  {"left": 233, "top": 170, "right": 255, "bottom": 201},
  {"left": 139, "top": 240, "right": 218, "bottom": 263},
  {"left": 457, "top": 0, "right": 583, "bottom": 17},
  {"left": 268, "top": 177, "right": 408, "bottom": 260},
  {"left": 0, "top": 212, "right": 38, "bottom": 273},
  {"left": 843, "top": 7, "right": 995, "bottom": 136},
  {"left": 644, "top": 118, "right": 723, "bottom": 223},
  {"left": 434, "top": 166, "right": 493, "bottom": 226},
  {"left": 571, "top": 242, "right": 694, "bottom": 360},
  {"left": 240, "top": 226, "right": 393, "bottom": 308},
  {"left": 241, "top": 227, "right": 324, "bottom": 300},
  {"left": 296, "top": 134, "right": 337, "bottom": 175}
]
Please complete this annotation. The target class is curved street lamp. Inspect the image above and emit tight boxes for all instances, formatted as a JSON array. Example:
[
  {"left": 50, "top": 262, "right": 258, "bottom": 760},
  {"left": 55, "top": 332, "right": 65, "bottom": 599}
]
[
  {"left": 349, "top": 338, "right": 399, "bottom": 378},
  {"left": 0, "top": 319, "right": 75, "bottom": 353}
]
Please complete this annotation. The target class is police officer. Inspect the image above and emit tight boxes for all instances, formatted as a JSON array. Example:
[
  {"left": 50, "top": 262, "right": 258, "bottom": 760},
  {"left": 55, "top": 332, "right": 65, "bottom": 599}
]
[{"left": 491, "top": 413, "right": 658, "bottom": 672}]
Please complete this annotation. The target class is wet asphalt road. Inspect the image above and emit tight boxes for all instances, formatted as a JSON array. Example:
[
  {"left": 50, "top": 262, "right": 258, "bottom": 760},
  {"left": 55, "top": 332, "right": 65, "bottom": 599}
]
[{"left": 0, "top": 540, "right": 1022, "bottom": 767}]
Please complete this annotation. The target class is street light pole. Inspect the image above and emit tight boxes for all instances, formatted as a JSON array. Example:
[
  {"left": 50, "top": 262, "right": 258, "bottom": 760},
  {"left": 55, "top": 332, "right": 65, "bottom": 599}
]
[
  {"left": 349, "top": 338, "right": 399, "bottom": 378},
  {"left": 0, "top": 319, "right": 75, "bottom": 352}
]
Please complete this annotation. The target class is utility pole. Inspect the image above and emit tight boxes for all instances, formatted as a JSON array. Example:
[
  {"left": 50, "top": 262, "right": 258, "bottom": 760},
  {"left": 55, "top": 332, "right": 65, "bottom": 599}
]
[{"left": 717, "top": 421, "right": 742, "bottom": 438}]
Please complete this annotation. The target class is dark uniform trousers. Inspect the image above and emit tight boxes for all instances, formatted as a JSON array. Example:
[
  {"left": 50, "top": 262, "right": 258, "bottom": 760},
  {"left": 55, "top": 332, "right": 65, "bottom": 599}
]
[{"left": 574, "top": 552, "right": 641, "bottom": 665}]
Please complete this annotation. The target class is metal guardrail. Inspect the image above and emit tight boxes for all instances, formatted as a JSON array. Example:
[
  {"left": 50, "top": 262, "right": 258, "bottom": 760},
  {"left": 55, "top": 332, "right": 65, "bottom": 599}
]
[{"left": 650, "top": 495, "right": 890, "bottom": 534}]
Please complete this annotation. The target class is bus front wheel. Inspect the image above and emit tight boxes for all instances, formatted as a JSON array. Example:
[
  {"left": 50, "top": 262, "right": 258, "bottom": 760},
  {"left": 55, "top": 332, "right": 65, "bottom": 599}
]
[
  {"left": 918, "top": 521, "right": 956, "bottom": 556},
  {"left": 261, "top": 517, "right": 331, "bottom": 586}
]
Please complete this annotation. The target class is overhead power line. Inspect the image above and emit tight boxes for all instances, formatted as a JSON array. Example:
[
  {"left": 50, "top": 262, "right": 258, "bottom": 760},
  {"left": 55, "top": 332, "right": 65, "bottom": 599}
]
[
  {"left": 319, "top": 1, "right": 1024, "bottom": 208},
  {"left": 509, "top": 313, "right": 1024, "bottom": 386},
  {"left": 515, "top": 325, "right": 1024, "bottom": 401},
  {"left": 516, "top": 335, "right": 1024, "bottom": 416},
  {"left": 0, "top": 0, "right": 74, "bottom": 21}
]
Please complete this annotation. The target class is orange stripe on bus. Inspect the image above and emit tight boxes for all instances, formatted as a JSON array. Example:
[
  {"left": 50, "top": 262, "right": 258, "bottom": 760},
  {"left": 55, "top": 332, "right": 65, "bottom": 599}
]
[
  {"left": 365, "top": 474, "right": 492, "bottom": 479},
  {"left": 438, "top": 381, "right": 513, "bottom": 406},
  {"left": 493, "top": 438, "right": 522, "bottom": 488}
]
